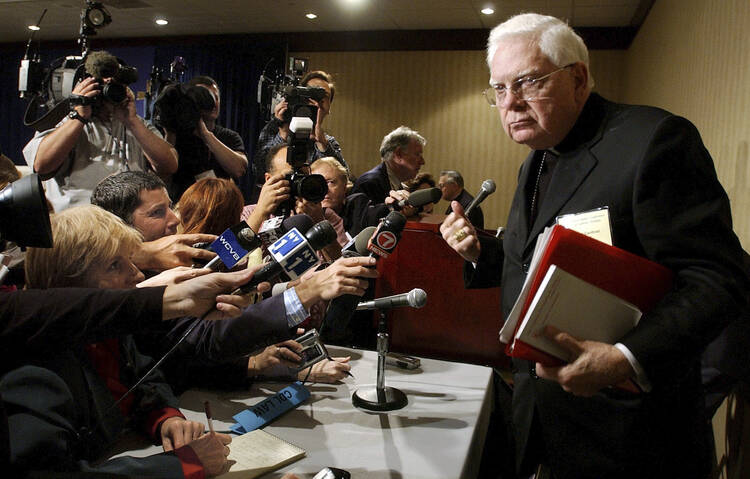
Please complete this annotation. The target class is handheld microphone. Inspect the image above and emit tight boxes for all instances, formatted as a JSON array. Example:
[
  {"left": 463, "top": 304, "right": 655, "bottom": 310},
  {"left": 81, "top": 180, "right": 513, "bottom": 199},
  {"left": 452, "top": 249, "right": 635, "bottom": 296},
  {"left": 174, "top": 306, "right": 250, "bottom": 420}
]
[
  {"left": 236, "top": 219, "right": 337, "bottom": 294},
  {"left": 341, "top": 226, "right": 376, "bottom": 258},
  {"left": 203, "top": 221, "right": 260, "bottom": 271},
  {"left": 356, "top": 288, "right": 427, "bottom": 311},
  {"left": 321, "top": 213, "right": 407, "bottom": 343},
  {"left": 464, "top": 179, "right": 496, "bottom": 218},
  {"left": 367, "top": 211, "right": 407, "bottom": 259},
  {"left": 392, "top": 187, "right": 441, "bottom": 211}
]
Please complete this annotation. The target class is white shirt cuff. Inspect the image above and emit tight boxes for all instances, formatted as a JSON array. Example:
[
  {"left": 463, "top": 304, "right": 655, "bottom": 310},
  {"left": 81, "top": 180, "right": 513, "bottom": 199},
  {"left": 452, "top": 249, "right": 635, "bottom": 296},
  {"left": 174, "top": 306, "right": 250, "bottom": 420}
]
[
  {"left": 614, "top": 342, "right": 652, "bottom": 392},
  {"left": 283, "top": 287, "right": 310, "bottom": 328}
]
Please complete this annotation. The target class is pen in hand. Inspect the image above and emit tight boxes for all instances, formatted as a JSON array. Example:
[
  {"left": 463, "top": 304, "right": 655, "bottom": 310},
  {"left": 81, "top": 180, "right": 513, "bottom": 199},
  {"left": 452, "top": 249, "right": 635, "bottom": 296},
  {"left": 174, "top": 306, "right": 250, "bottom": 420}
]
[{"left": 204, "top": 400, "right": 215, "bottom": 435}]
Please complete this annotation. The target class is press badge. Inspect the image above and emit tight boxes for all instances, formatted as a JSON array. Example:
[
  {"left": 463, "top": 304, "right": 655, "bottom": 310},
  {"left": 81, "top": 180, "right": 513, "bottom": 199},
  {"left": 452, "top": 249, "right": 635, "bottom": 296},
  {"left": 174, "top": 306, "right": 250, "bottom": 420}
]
[{"left": 556, "top": 206, "right": 612, "bottom": 245}]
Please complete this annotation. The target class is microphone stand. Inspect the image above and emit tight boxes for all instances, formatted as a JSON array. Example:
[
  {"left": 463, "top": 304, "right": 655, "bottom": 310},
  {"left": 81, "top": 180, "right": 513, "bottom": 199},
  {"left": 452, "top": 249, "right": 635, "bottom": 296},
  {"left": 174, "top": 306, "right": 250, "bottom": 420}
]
[{"left": 351, "top": 309, "right": 407, "bottom": 411}]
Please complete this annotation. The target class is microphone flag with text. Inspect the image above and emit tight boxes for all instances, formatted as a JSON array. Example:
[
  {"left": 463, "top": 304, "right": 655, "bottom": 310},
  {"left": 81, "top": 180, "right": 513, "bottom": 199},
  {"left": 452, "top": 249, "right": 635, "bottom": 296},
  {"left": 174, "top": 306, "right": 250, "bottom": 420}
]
[
  {"left": 464, "top": 179, "right": 496, "bottom": 218},
  {"left": 356, "top": 288, "right": 427, "bottom": 311},
  {"left": 236, "top": 217, "right": 337, "bottom": 294},
  {"left": 204, "top": 221, "right": 260, "bottom": 271}
]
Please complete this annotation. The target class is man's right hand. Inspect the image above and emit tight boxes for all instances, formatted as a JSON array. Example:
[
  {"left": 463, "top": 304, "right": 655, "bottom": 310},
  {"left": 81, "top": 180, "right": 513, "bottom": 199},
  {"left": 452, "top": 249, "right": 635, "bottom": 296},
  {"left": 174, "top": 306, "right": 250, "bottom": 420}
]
[
  {"left": 294, "top": 256, "right": 378, "bottom": 308},
  {"left": 273, "top": 100, "right": 288, "bottom": 121},
  {"left": 440, "top": 201, "right": 481, "bottom": 263},
  {"left": 184, "top": 432, "right": 232, "bottom": 477},
  {"left": 70, "top": 77, "right": 99, "bottom": 120},
  {"left": 254, "top": 174, "right": 290, "bottom": 219},
  {"left": 133, "top": 233, "right": 218, "bottom": 271}
]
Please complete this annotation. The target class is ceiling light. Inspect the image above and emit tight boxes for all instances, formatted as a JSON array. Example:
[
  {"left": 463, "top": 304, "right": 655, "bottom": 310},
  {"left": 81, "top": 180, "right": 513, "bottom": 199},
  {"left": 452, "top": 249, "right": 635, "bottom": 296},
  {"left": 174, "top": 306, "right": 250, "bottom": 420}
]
[
  {"left": 27, "top": 25, "right": 41, "bottom": 31},
  {"left": 306, "top": 13, "right": 317, "bottom": 19},
  {"left": 481, "top": 8, "right": 495, "bottom": 15},
  {"left": 155, "top": 18, "right": 168, "bottom": 26}
]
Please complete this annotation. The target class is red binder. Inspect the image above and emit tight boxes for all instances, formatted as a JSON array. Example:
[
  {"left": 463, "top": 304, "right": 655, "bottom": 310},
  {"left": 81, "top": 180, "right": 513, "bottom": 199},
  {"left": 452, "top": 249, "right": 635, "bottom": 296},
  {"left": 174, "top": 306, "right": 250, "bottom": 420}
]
[{"left": 506, "top": 225, "right": 674, "bottom": 366}]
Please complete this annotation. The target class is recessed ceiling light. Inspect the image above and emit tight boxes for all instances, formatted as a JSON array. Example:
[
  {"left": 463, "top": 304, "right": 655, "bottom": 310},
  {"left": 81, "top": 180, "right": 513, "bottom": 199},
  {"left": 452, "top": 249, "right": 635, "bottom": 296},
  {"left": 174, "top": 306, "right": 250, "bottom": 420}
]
[
  {"left": 306, "top": 13, "right": 317, "bottom": 19},
  {"left": 481, "top": 8, "right": 495, "bottom": 15},
  {"left": 27, "top": 25, "right": 41, "bottom": 31},
  {"left": 155, "top": 18, "right": 168, "bottom": 26}
]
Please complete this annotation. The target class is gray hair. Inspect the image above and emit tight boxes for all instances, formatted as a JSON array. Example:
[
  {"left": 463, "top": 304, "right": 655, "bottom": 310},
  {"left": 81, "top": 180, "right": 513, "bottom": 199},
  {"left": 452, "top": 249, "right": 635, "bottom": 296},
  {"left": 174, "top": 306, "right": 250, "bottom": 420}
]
[
  {"left": 380, "top": 126, "right": 426, "bottom": 162},
  {"left": 486, "top": 13, "right": 594, "bottom": 89},
  {"left": 440, "top": 170, "right": 464, "bottom": 188}
]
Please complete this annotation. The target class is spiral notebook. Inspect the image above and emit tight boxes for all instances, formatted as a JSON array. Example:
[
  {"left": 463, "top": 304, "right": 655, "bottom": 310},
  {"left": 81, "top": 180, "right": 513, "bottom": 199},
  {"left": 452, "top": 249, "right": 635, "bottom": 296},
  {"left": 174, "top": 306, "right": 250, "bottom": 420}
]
[{"left": 216, "top": 429, "right": 306, "bottom": 479}]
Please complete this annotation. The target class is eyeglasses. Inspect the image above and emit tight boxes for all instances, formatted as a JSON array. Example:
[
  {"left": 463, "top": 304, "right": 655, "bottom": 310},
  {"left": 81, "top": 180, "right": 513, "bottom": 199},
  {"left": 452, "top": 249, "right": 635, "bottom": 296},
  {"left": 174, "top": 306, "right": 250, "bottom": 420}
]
[{"left": 483, "top": 64, "right": 574, "bottom": 106}]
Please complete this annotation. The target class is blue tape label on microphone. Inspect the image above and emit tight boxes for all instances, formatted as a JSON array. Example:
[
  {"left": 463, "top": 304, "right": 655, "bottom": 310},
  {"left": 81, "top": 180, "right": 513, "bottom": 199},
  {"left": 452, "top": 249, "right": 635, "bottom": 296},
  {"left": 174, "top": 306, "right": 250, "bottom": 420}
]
[{"left": 211, "top": 225, "right": 251, "bottom": 268}]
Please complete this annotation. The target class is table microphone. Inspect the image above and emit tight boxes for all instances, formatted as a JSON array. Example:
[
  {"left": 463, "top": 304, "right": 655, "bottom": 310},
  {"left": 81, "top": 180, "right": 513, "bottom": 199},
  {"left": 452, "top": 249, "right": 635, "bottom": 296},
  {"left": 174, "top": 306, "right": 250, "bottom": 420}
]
[
  {"left": 464, "top": 179, "right": 496, "bottom": 218},
  {"left": 356, "top": 288, "right": 427, "bottom": 311}
]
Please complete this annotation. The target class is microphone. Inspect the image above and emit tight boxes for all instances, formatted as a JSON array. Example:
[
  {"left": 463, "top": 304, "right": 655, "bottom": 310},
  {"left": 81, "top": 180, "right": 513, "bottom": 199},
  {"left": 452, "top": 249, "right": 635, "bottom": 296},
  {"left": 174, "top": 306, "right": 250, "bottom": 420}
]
[
  {"left": 321, "top": 213, "right": 407, "bottom": 343},
  {"left": 236, "top": 219, "right": 337, "bottom": 294},
  {"left": 463, "top": 179, "right": 496, "bottom": 219},
  {"left": 203, "top": 221, "right": 261, "bottom": 271},
  {"left": 340, "top": 226, "right": 376, "bottom": 258},
  {"left": 356, "top": 288, "right": 427, "bottom": 311},
  {"left": 367, "top": 210, "right": 407, "bottom": 259},
  {"left": 392, "top": 187, "right": 441, "bottom": 211}
]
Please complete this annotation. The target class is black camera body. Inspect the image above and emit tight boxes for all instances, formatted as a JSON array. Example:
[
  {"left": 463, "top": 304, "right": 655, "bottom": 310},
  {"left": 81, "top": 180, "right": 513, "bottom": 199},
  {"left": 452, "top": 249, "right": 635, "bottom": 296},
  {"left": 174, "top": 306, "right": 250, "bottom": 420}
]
[{"left": 281, "top": 85, "right": 326, "bottom": 123}]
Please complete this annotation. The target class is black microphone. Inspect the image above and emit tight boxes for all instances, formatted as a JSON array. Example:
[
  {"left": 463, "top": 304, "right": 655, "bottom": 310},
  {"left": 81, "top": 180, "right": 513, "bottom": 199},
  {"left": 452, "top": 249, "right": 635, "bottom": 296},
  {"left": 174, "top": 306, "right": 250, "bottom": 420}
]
[
  {"left": 322, "top": 212, "right": 407, "bottom": 344},
  {"left": 464, "top": 179, "right": 496, "bottom": 218},
  {"left": 392, "top": 187, "right": 441, "bottom": 211},
  {"left": 367, "top": 210, "right": 407, "bottom": 259},
  {"left": 236, "top": 219, "right": 337, "bottom": 294},
  {"left": 341, "top": 226, "right": 376, "bottom": 258},
  {"left": 356, "top": 288, "right": 427, "bottom": 311}
]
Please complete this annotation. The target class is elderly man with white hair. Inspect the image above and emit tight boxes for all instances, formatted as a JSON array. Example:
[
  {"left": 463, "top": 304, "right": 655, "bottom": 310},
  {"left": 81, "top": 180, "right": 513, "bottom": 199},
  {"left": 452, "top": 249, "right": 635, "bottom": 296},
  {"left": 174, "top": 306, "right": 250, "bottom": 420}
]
[{"left": 441, "top": 12, "right": 748, "bottom": 479}]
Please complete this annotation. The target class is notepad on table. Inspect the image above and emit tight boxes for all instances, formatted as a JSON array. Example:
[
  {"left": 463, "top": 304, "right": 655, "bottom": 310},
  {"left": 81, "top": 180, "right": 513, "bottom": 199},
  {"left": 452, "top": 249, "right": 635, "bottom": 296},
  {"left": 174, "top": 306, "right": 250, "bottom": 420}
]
[{"left": 216, "top": 428, "right": 306, "bottom": 479}]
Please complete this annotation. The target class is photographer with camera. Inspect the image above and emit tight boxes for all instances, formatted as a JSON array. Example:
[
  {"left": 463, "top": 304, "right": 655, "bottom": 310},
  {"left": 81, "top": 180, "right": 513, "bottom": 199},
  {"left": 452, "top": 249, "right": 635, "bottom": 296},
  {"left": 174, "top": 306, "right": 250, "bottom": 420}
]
[
  {"left": 156, "top": 75, "right": 248, "bottom": 201},
  {"left": 253, "top": 71, "right": 347, "bottom": 195},
  {"left": 243, "top": 143, "right": 347, "bottom": 248},
  {"left": 22, "top": 51, "right": 178, "bottom": 212}
]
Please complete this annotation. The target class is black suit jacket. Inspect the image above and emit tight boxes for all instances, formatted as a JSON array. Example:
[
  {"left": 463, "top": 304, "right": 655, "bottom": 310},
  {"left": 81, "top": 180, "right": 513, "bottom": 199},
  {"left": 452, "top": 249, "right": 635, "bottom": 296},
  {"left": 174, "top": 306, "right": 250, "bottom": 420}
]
[
  {"left": 352, "top": 162, "right": 391, "bottom": 204},
  {"left": 467, "top": 94, "right": 748, "bottom": 478}
]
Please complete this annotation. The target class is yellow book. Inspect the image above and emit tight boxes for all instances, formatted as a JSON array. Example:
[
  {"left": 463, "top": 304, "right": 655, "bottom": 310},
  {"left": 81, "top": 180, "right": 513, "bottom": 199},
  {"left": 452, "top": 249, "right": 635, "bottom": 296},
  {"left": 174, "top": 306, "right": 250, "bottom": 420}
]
[{"left": 217, "top": 429, "right": 306, "bottom": 479}]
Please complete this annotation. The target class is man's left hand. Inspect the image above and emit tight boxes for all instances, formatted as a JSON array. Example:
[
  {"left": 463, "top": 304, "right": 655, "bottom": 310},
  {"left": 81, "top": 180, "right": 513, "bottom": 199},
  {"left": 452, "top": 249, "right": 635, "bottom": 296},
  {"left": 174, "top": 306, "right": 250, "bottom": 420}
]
[
  {"left": 534, "top": 326, "right": 635, "bottom": 397},
  {"left": 295, "top": 198, "right": 325, "bottom": 222},
  {"left": 113, "top": 87, "right": 138, "bottom": 126},
  {"left": 160, "top": 417, "right": 205, "bottom": 451}
]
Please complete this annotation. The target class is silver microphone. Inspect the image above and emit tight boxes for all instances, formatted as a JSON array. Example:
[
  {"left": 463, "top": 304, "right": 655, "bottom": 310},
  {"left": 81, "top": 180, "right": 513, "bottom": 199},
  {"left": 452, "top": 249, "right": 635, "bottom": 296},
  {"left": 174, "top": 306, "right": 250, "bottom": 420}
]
[
  {"left": 356, "top": 288, "right": 427, "bottom": 311},
  {"left": 464, "top": 179, "right": 496, "bottom": 218}
]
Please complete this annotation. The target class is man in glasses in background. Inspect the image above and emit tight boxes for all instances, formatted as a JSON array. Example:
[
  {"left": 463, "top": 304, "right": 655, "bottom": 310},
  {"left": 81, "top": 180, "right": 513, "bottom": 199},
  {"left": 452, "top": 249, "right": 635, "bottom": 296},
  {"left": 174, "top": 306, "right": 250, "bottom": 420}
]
[{"left": 441, "top": 12, "right": 748, "bottom": 479}]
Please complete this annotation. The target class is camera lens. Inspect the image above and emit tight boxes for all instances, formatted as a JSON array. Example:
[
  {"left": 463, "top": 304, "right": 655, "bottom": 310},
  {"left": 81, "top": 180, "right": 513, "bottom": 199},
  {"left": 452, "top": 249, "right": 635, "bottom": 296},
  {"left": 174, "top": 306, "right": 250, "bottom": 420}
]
[
  {"left": 296, "top": 173, "right": 328, "bottom": 202},
  {"left": 102, "top": 82, "right": 127, "bottom": 103}
]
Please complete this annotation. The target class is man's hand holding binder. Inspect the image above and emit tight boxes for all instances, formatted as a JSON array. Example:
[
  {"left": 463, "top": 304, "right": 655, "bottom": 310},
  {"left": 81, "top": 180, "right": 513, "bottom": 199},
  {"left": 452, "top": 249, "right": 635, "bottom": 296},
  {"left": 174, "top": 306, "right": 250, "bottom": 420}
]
[{"left": 535, "top": 325, "right": 639, "bottom": 397}]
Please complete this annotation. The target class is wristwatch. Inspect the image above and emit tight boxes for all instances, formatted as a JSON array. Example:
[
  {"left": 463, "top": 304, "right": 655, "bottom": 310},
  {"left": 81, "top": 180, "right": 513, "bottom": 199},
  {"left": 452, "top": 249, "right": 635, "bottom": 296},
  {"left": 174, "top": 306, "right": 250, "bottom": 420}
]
[{"left": 67, "top": 110, "right": 89, "bottom": 125}]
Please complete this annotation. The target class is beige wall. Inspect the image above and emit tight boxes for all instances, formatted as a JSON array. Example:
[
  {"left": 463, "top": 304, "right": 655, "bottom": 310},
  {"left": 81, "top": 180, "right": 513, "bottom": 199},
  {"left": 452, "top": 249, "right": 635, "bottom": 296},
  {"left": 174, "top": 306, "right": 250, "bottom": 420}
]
[
  {"left": 623, "top": 0, "right": 750, "bottom": 249},
  {"left": 292, "top": 49, "right": 625, "bottom": 228}
]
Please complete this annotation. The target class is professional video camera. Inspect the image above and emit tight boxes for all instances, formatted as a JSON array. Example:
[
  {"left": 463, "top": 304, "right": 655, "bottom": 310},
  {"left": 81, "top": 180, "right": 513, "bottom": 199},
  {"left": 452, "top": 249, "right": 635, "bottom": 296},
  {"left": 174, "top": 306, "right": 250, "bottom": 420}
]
[
  {"left": 68, "top": 51, "right": 139, "bottom": 108},
  {"left": 17, "top": 1, "right": 130, "bottom": 131},
  {"left": 151, "top": 82, "right": 215, "bottom": 133},
  {"left": 257, "top": 56, "right": 317, "bottom": 122},
  {"left": 280, "top": 84, "right": 327, "bottom": 123}
]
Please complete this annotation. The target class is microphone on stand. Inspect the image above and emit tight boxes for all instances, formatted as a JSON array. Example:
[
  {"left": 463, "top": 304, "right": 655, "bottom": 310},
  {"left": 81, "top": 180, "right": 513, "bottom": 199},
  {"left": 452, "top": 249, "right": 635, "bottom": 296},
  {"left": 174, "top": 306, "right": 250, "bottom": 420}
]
[
  {"left": 464, "top": 179, "right": 496, "bottom": 218},
  {"left": 356, "top": 288, "right": 427, "bottom": 311}
]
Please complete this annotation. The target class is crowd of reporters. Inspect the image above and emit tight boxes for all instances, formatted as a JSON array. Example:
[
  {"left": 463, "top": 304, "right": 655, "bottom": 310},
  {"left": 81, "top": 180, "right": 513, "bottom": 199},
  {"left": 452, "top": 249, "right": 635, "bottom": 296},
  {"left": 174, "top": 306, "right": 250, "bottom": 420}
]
[{"left": 0, "top": 53, "right": 452, "bottom": 478}]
